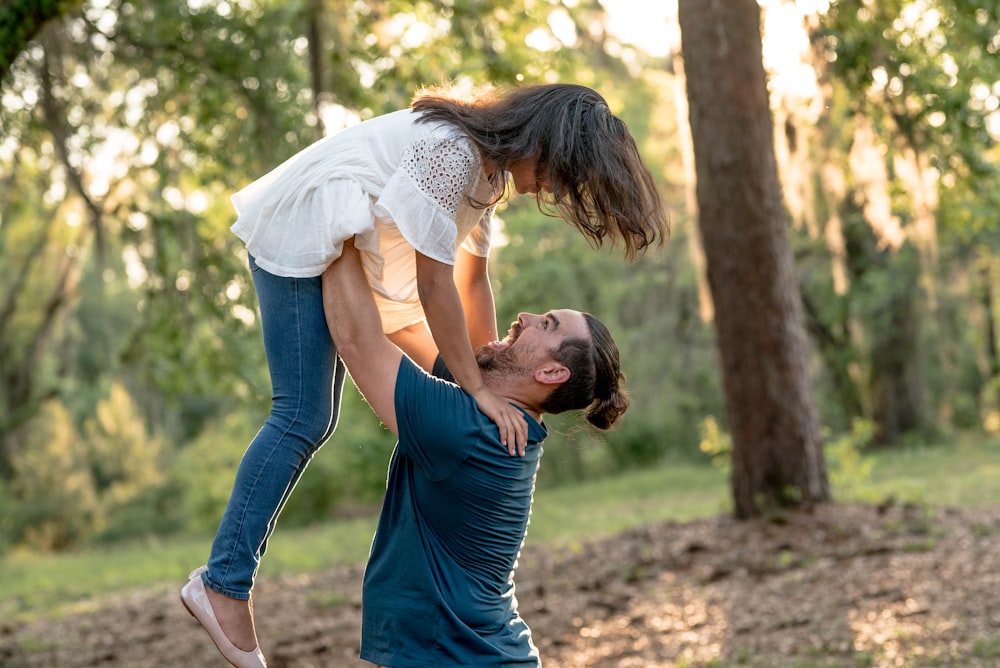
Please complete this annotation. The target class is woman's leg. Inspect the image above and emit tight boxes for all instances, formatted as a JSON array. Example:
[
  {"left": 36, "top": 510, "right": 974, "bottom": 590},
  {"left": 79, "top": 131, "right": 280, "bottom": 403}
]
[{"left": 205, "top": 256, "right": 346, "bottom": 599}]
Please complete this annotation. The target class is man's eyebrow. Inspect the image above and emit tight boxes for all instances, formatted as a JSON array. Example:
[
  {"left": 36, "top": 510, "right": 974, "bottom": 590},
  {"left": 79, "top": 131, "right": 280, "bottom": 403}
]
[{"left": 547, "top": 312, "right": 561, "bottom": 330}]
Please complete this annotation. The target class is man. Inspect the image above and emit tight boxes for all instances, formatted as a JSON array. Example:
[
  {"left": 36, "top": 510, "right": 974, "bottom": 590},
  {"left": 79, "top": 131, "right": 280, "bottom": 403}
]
[{"left": 323, "top": 238, "right": 629, "bottom": 667}]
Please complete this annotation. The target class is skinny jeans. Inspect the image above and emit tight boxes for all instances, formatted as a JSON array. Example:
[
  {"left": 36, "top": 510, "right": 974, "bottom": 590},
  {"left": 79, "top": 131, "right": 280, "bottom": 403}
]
[{"left": 204, "top": 255, "right": 346, "bottom": 599}]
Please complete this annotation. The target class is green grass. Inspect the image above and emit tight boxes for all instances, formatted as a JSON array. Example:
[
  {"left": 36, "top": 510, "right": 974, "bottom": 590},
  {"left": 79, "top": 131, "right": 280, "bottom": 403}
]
[
  {"left": 837, "top": 433, "right": 1000, "bottom": 508},
  {"left": 2, "top": 433, "right": 998, "bottom": 622},
  {"left": 0, "top": 514, "right": 382, "bottom": 622},
  {"left": 529, "top": 462, "right": 729, "bottom": 542},
  {"left": 0, "top": 462, "right": 727, "bottom": 621}
]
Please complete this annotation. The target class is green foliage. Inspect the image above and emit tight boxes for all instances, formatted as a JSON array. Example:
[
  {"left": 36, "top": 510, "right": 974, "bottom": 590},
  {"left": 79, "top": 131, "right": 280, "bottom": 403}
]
[
  {"left": 842, "top": 433, "right": 1000, "bottom": 508},
  {"left": 0, "top": 0, "right": 84, "bottom": 83},
  {"left": 6, "top": 400, "right": 101, "bottom": 551},
  {"left": 3, "top": 0, "right": 1000, "bottom": 551},
  {"left": 826, "top": 0, "right": 1000, "bottom": 174},
  {"left": 698, "top": 415, "right": 732, "bottom": 470},
  {"left": 2, "top": 386, "right": 177, "bottom": 550},
  {"left": 605, "top": 417, "right": 688, "bottom": 470},
  {"left": 81, "top": 384, "right": 183, "bottom": 541},
  {"left": 972, "top": 636, "right": 1000, "bottom": 660},
  {"left": 171, "top": 413, "right": 257, "bottom": 534},
  {"left": 980, "top": 375, "right": 1000, "bottom": 432},
  {"left": 799, "top": 0, "right": 1000, "bottom": 446},
  {"left": 0, "top": 0, "right": 683, "bottom": 553},
  {"left": 170, "top": 384, "right": 397, "bottom": 534},
  {"left": 823, "top": 418, "right": 877, "bottom": 497}
]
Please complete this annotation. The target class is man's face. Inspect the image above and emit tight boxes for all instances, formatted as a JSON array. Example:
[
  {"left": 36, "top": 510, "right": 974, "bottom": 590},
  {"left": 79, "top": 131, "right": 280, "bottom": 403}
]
[{"left": 476, "top": 310, "right": 588, "bottom": 375}]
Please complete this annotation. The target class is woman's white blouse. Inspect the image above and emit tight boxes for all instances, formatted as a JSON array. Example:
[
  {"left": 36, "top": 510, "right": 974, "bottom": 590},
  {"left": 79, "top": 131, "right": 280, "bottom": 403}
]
[{"left": 230, "top": 109, "right": 496, "bottom": 333}]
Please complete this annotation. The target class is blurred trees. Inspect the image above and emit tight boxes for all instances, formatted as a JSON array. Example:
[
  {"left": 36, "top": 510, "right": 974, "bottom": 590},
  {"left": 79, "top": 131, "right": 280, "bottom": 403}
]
[
  {"left": 0, "top": 0, "right": 687, "bottom": 550},
  {"left": 0, "top": 0, "right": 998, "bottom": 551},
  {"left": 787, "top": 0, "right": 1000, "bottom": 442}
]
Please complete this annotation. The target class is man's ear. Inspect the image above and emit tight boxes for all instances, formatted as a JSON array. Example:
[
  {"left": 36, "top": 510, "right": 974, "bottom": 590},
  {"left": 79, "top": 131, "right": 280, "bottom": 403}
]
[{"left": 534, "top": 364, "right": 570, "bottom": 386}]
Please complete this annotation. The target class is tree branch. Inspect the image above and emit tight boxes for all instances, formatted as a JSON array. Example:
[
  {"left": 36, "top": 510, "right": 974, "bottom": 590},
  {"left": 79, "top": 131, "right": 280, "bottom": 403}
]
[
  {"left": 40, "top": 36, "right": 107, "bottom": 261},
  {"left": 0, "top": 0, "right": 84, "bottom": 85}
]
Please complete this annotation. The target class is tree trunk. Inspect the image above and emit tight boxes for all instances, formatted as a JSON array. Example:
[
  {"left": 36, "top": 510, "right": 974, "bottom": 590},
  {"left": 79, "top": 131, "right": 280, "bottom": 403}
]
[
  {"left": 307, "top": 0, "right": 332, "bottom": 138},
  {"left": 670, "top": 43, "right": 714, "bottom": 324},
  {"left": 984, "top": 257, "right": 1000, "bottom": 380},
  {"left": 678, "top": 0, "right": 829, "bottom": 518},
  {"left": 861, "top": 241, "right": 925, "bottom": 445}
]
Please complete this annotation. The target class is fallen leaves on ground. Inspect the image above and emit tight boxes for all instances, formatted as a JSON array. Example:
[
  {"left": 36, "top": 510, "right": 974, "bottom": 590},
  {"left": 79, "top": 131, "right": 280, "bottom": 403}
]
[{"left": 2, "top": 503, "right": 999, "bottom": 667}]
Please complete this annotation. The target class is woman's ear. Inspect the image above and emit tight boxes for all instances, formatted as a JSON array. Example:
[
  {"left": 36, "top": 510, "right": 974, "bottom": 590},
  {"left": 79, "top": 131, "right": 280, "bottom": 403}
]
[{"left": 534, "top": 364, "right": 570, "bottom": 386}]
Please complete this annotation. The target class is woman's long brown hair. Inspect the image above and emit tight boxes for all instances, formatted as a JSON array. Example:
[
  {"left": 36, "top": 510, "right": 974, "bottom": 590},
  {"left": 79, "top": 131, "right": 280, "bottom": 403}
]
[{"left": 412, "top": 83, "right": 669, "bottom": 260}]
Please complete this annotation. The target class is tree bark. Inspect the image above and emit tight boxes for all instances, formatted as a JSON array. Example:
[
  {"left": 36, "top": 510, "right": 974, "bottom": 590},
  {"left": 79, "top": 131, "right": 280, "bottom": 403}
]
[
  {"left": 678, "top": 0, "right": 829, "bottom": 518},
  {"left": 984, "top": 258, "right": 1000, "bottom": 380}
]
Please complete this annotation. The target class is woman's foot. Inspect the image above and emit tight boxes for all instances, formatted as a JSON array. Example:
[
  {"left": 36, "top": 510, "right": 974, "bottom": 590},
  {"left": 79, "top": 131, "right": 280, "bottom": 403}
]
[
  {"left": 180, "top": 567, "right": 266, "bottom": 668},
  {"left": 205, "top": 585, "right": 260, "bottom": 652}
]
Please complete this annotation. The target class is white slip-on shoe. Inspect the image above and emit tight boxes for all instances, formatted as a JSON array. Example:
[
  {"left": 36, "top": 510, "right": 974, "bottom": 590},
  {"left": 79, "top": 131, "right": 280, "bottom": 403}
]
[{"left": 180, "top": 566, "right": 267, "bottom": 668}]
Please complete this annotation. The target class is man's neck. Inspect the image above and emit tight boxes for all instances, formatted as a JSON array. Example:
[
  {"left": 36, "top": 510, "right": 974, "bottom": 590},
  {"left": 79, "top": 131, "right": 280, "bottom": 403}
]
[{"left": 484, "top": 379, "right": 542, "bottom": 422}]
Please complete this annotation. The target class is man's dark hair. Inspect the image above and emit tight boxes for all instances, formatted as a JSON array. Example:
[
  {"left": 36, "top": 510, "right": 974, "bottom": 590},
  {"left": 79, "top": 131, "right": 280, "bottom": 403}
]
[{"left": 540, "top": 314, "right": 629, "bottom": 430}]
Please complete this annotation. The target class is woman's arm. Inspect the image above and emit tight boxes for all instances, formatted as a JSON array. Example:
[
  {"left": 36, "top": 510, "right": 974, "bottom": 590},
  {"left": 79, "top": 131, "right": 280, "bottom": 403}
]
[
  {"left": 386, "top": 249, "right": 496, "bottom": 377},
  {"left": 386, "top": 322, "right": 438, "bottom": 373},
  {"left": 415, "top": 251, "right": 527, "bottom": 455},
  {"left": 453, "top": 248, "right": 498, "bottom": 349}
]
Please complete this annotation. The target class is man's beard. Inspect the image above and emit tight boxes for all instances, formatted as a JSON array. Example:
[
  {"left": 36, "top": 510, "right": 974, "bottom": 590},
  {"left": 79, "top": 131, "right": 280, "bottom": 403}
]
[{"left": 475, "top": 342, "right": 530, "bottom": 380}]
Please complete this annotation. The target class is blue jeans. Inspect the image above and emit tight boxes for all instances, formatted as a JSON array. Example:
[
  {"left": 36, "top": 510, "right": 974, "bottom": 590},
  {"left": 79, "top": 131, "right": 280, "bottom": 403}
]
[{"left": 204, "top": 256, "right": 346, "bottom": 599}]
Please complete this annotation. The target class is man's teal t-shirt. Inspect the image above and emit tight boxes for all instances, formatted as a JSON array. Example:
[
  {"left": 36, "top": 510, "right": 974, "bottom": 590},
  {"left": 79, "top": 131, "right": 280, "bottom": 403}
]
[{"left": 359, "top": 356, "right": 548, "bottom": 668}]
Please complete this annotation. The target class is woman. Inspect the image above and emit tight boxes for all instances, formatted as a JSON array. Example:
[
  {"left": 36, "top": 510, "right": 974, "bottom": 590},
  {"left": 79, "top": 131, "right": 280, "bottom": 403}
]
[{"left": 181, "top": 82, "right": 667, "bottom": 668}]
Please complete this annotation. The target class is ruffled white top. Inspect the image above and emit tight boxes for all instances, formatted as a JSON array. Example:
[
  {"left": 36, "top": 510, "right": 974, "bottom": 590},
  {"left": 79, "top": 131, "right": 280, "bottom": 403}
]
[{"left": 230, "top": 109, "right": 497, "bottom": 333}]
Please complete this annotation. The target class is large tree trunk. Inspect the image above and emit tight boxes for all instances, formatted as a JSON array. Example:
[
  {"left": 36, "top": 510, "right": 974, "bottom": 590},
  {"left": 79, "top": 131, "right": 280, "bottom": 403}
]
[{"left": 678, "top": 0, "right": 829, "bottom": 518}]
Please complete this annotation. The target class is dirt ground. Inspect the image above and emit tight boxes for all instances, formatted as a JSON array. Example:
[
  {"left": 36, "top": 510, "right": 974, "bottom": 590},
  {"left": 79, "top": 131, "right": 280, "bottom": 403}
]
[{"left": 2, "top": 503, "right": 999, "bottom": 668}]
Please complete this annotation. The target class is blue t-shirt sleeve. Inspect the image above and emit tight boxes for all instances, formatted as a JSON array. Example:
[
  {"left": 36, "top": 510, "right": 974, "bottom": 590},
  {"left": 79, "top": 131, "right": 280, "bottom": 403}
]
[{"left": 393, "top": 356, "right": 489, "bottom": 480}]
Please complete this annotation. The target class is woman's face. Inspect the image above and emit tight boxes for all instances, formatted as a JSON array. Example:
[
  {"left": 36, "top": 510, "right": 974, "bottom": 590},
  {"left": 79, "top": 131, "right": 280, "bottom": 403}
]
[{"left": 508, "top": 158, "right": 551, "bottom": 195}]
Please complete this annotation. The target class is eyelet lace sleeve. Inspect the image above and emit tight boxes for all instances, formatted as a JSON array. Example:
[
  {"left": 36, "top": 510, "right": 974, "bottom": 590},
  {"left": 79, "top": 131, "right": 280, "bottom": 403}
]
[
  {"left": 398, "top": 136, "right": 478, "bottom": 217},
  {"left": 374, "top": 133, "right": 493, "bottom": 265}
]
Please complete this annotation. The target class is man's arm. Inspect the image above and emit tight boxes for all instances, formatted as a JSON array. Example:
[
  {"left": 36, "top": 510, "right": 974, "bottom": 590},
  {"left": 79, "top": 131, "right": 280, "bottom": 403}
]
[{"left": 322, "top": 238, "right": 402, "bottom": 435}]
